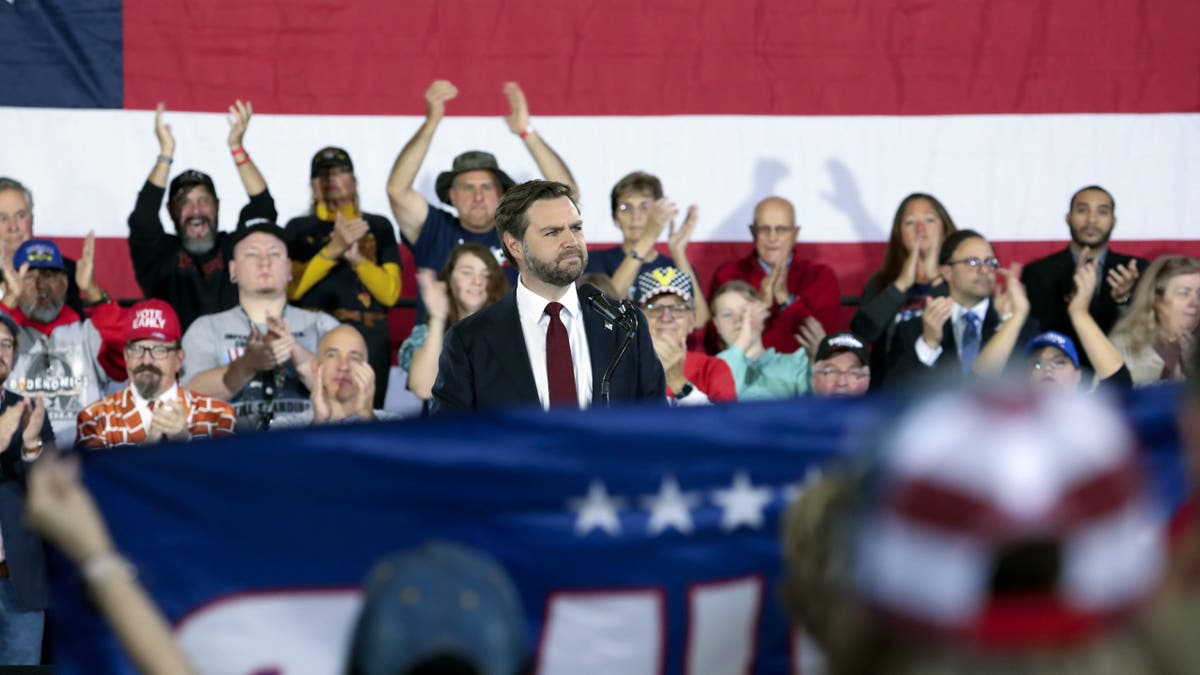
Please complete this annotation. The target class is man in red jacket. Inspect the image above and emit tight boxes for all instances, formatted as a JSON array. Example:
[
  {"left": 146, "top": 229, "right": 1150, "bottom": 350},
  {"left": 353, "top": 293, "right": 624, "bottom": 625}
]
[{"left": 709, "top": 196, "right": 840, "bottom": 354}]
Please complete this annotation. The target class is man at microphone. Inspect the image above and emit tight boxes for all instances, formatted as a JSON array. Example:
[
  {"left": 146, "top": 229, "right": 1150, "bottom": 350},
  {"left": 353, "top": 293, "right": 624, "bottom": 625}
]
[{"left": 432, "top": 180, "right": 666, "bottom": 412}]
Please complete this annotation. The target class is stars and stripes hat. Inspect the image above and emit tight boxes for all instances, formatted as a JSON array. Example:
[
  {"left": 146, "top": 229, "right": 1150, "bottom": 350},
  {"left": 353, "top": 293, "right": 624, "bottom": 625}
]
[
  {"left": 634, "top": 266, "right": 694, "bottom": 306},
  {"left": 853, "top": 387, "right": 1164, "bottom": 648}
]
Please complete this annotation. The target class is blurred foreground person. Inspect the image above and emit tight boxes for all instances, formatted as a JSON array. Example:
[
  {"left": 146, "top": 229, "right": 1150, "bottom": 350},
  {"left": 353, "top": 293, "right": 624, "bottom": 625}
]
[
  {"left": 345, "top": 541, "right": 529, "bottom": 675},
  {"left": 783, "top": 387, "right": 1170, "bottom": 674},
  {"left": 26, "top": 457, "right": 195, "bottom": 674}
]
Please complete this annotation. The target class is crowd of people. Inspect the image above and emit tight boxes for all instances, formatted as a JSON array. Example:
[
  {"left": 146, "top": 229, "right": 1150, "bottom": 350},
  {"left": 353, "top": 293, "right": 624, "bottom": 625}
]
[{"left": 0, "top": 78, "right": 1197, "bottom": 668}]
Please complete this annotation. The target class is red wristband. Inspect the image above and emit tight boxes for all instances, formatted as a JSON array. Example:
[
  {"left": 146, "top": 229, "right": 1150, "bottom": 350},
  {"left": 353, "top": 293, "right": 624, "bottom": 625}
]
[
  {"left": 230, "top": 145, "right": 246, "bottom": 156},
  {"left": 235, "top": 154, "right": 250, "bottom": 166},
  {"left": 518, "top": 127, "right": 533, "bottom": 139}
]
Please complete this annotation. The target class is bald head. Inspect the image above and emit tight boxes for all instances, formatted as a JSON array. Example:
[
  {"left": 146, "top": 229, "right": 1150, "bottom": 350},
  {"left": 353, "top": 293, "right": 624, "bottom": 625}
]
[
  {"left": 751, "top": 196, "right": 799, "bottom": 267},
  {"left": 318, "top": 324, "right": 367, "bottom": 354},
  {"left": 753, "top": 196, "right": 795, "bottom": 226},
  {"left": 317, "top": 325, "right": 370, "bottom": 405}
]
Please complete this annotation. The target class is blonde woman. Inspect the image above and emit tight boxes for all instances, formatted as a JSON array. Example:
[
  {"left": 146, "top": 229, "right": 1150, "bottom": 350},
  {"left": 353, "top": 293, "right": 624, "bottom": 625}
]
[{"left": 1108, "top": 254, "right": 1200, "bottom": 386}]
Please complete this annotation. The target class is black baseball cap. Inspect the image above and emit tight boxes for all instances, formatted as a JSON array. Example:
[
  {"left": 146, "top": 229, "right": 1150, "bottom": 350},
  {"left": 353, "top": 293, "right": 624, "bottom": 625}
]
[
  {"left": 168, "top": 169, "right": 217, "bottom": 205},
  {"left": 311, "top": 146, "right": 354, "bottom": 178}
]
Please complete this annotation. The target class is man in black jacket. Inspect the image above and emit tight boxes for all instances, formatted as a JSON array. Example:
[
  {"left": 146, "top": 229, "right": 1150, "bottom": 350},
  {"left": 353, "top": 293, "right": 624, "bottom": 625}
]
[
  {"left": 1021, "top": 185, "right": 1146, "bottom": 370},
  {"left": 432, "top": 181, "right": 665, "bottom": 412},
  {"left": 127, "top": 101, "right": 277, "bottom": 330},
  {"left": 889, "top": 230, "right": 1039, "bottom": 384}
]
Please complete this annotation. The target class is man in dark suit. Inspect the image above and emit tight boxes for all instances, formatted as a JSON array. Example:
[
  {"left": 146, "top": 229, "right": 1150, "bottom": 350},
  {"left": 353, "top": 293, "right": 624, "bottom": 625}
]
[
  {"left": 889, "top": 230, "right": 1039, "bottom": 383},
  {"left": 1021, "top": 185, "right": 1146, "bottom": 371},
  {"left": 0, "top": 310, "right": 54, "bottom": 664},
  {"left": 432, "top": 181, "right": 666, "bottom": 412}
]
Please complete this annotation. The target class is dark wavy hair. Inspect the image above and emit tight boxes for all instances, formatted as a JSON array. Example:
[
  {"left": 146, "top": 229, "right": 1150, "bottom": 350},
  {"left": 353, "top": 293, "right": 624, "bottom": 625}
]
[{"left": 875, "top": 193, "right": 957, "bottom": 287}]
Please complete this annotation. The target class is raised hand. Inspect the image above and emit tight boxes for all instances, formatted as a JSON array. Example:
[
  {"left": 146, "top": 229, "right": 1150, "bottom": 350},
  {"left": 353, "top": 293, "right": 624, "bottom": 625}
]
[
  {"left": 329, "top": 212, "right": 369, "bottom": 256},
  {"left": 921, "top": 296, "right": 954, "bottom": 349},
  {"left": 0, "top": 242, "right": 29, "bottom": 307},
  {"left": 759, "top": 262, "right": 784, "bottom": 307},
  {"left": 309, "top": 361, "right": 330, "bottom": 424},
  {"left": 264, "top": 314, "right": 296, "bottom": 365},
  {"left": 241, "top": 327, "right": 277, "bottom": 372},
  {"left": 21, "top": 394, "right": 45, "bottom": 450},
  {"left": 26, "top": 456, "right": 115, "bottom": 565},
  {"left": 75, "top": 230, "right": 97, "bottom": 298},
  {"left": 226, "top": 99, "right": 253, "bottom": 149},
  {"left": 895, "top": 240, "right": 920, "bottom": 292},
  {"left": 920, "top": 228, "right": 942, "bottom": 283},
  {"left": 643, "top": 198, "right": 677, "bottom": 245},
  {"left": 0, "top": 399, "right": 27, "bottom": 451},
  {"left": 667, "top": 205, "right": 699, "bottom": 261},
  {"left": 147, "top": 399, "right": 188, "bottom": 443},
  {"left": 652, "top": 333, "right": 686, "bottom": 388},
  {"left": 417, "top": 269, "right": 451, "bottom": 322},
  {"left": 350, "top": 360, "right": 376, "bottom": 419},
  {"left": 1069, "top": 259, "right": 1098, "bottom": 316},
  {"left": 154, "top": 102, "right": 175, "bottom": 156},
  {"left": 424, "top": 80, "right": 459, "bottom": 124},
  {"left": 502, "top": 81, "right": 531, "bottom": 135},
  {"left": 996, "top": 263, "right": 1028, "bottom": 320},
  {"left": 795, "top": 316, "right": 826, "bottom": 361},
  {"left": 1106, "top": 259, "right": 1140, "bottom": 302}
]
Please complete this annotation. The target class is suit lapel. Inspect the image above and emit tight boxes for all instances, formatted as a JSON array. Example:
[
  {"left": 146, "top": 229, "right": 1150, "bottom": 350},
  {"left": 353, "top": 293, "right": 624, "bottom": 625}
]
[{"left": 482, "top": 291, "right": 540, "bottom": 404}]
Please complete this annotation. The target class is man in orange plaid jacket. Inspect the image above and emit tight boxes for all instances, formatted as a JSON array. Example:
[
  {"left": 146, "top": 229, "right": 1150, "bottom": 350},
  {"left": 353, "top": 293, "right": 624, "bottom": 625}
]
[{"left": 76, "top": 300, "right": 236, "bottom": 449}]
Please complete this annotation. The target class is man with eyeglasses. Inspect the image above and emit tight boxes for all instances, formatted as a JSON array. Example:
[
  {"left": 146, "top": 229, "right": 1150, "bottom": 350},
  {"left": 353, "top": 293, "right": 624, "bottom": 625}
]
[
  {"left": 128, "top": 101, "right": 278, "bottom": 330},
  {"left": 709, "top": 196, "right": 841, "bottom": 355},
  {"left": 890, "top": 229, "right": 1039, "bottom": 382},
  {"left": 636, "top": 266, "right": 736, "bottom": 405},
  {"left": 584, "top": 172, "right": 710, "bottom": 324},
  {"left": 284, "top": 147, "right": 402, "bottom": 409},
  {"left": 76, "top": 300, "right": 236, "bottom": 449},
  {"left": 1021, "top": 186, "right": 1147, "bottom": 371},
  {"left": 811, "top": 332, "right": 871, "bottom": 397}
]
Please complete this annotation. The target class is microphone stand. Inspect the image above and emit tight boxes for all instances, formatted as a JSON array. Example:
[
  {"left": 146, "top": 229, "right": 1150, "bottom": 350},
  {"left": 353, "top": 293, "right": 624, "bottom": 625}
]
[{"left": 600, "top": 301, "right": 639, "bottom": 407}]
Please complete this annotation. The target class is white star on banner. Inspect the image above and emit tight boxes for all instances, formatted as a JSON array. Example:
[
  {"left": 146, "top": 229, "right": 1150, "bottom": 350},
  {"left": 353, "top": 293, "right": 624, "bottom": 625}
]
[
  {"left": 568, "top": 480, "right": 626, "bottom": 537},
  {"left": 641, "top": 475, "right": 700, "bottom": 535},
  {"left": 713, "top": 471, "right": 774, "bottom": 531}
]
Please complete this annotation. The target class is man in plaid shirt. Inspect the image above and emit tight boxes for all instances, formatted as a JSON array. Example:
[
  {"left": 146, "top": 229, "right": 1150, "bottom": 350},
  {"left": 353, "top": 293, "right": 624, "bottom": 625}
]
[{"left": 76, "top": 300, "right": 236, "bottom": 449}]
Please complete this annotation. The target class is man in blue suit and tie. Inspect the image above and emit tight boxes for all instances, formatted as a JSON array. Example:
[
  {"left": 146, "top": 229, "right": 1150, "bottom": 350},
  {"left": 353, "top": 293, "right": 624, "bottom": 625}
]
[{"left": 432, "top": 180, "right": 666, "bottom": 412}]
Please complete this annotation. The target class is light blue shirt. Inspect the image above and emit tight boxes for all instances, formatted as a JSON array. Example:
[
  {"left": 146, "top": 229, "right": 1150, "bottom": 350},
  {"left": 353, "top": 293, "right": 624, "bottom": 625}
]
[{"left": 717, "top": 346, "right": 811, "bottom": 401}]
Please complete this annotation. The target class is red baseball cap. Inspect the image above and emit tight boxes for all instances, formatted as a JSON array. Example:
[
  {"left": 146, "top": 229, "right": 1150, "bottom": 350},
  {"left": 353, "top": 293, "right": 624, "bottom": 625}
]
[{"left": 125, "top": 299, "right": 182, "bottom": 343}]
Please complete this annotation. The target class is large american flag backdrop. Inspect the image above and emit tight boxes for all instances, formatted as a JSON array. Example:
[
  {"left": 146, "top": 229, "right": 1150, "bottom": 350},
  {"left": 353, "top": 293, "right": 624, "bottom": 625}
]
[
  {"left": 2, "top": 0, "right": 1199, "bottom": 323},
  {"left": 54, "top": 387, "right": 1187, "bottom": 675}
]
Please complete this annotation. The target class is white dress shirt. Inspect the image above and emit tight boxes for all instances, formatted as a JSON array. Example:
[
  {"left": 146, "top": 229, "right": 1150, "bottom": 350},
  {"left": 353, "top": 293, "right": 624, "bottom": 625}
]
[
  {"left": 915, "top": 298, "right": 990, "bottom": 366},
  {"left": 130, "top": 382, "right": 182, "bottom": 431},
  {"left": 515, "top": 278, "right": 594, "bottom": 410}
]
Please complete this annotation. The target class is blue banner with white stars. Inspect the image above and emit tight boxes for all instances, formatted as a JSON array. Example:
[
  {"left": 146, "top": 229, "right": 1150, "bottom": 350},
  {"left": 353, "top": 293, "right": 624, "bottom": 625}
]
[{"left": 52, "top": 386, "right": 1187, "bottom": 674}]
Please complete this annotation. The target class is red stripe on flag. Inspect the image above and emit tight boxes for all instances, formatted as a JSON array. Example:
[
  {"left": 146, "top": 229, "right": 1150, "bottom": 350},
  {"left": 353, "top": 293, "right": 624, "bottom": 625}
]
[{"left": 123, "top": 1, "right": 1200, "bottom": 116}]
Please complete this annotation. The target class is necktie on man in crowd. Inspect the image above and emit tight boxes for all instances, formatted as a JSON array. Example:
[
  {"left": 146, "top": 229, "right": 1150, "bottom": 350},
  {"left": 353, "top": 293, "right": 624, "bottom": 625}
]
[
  {"left": 960, "top": 312, "right": 981, "bottom": 373},
  {"left": 544, "top": 302, "right": 578, "bottom": 408}
]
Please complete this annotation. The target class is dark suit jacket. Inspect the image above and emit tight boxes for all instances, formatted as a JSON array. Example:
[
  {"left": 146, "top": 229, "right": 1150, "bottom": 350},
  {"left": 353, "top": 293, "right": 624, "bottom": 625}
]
[
  {"left": 431, "top": 287, "right": 667, "bottom": 413},
  {"left": 887, "top": 303, "right": 1040, "bottom": 384},
  {"left": 0, "top": 390, "right": 54, "bottom": 611},
  {"left": 1021, "top": 247, "right": 1147, "bottom": 371}
]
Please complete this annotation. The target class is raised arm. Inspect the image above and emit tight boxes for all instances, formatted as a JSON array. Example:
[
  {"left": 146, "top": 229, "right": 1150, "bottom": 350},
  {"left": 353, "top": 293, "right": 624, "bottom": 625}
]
[
  {"left": 147, "top": 103, "right": 175, "bottom": 188},
  {"left": 1069, "top": 260, "right": 1124, "bottom": 380},
  {"left": 608, "top": 198, "right": 670, "bottom": 298},
  {"left": 502, "top": 82, "right": 579, "bottom": 200},
  {"left": 387, "top": 80, "right": 457, "bottom": 244},
  {"left": 406, "top": 271, "right": 450, "bottom": 399},
  {"left": 226, "top": 100, "right": 267, "bottom": 197},
  {"left": 971, "top": 265, "right": 1029, "bottom": 377},
  {"left": 667, "top": 205, "right": 710, "bottom": 326}
]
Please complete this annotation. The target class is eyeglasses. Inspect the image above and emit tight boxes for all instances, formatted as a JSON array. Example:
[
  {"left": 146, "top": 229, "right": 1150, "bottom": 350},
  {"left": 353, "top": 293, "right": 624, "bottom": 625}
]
[
  {"left": 1031, "top": 357, "right": 1074, "bottom": 373},
  {"left": 947, "top": 257, "right": 1000, "bottom": 271},
  {"left": 124, "top": 344, "right": 180, "bottom": 360},
  {"left": 643, "top": 303, "right": 693, "bottom": 318},
  {"left": 748, "top": 224, "right": 797, "bottom": 238},
  {"left": 812, "top": 367, "right": 869, "bottom": 380},
  {"left": 616, "top": 201, "right": 653, "bottom": 215}
]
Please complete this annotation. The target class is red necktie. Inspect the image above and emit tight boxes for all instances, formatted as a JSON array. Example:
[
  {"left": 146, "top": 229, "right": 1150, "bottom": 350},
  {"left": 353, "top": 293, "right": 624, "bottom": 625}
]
[{"left": 544, "top": 302, "right": 578, "bottom": 407}]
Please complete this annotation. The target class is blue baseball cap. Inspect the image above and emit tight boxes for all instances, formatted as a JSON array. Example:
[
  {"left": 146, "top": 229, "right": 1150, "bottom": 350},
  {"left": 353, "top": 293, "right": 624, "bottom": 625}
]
[
  {"left": 346, "top": 540, "right": 528, "bottom": 675},
  {"left": 13, "top": 239, "right": 65, "bottom": 272},
  {"left": 1026, "top": 331, "right": 1080, "bottom": 369}
]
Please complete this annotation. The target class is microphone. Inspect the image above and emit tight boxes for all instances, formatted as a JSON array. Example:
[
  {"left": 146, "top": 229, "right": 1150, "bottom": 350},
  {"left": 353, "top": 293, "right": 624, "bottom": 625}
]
[{"left": 579, "top": 283, "right": 635, "bottom": 330}]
